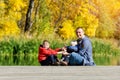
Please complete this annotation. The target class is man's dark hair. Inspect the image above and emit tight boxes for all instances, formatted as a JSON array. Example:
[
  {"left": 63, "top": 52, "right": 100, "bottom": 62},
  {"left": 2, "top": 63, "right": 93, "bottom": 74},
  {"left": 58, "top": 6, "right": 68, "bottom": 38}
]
[
  {"left": 76, "top": 27, "right": 84, "bottom": 33},
  {"left": 76, "top": 27, "right": 83, "bottom": 31}
]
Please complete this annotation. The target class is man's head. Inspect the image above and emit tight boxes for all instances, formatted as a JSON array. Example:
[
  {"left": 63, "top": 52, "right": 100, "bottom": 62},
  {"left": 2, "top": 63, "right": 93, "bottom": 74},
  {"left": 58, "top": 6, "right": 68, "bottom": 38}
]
[
  {"left": 76, "top": 27, "right": 85, "bottom": 39},
  {"left": 43, "top": 40, "right": 50, "bottom": 49}
]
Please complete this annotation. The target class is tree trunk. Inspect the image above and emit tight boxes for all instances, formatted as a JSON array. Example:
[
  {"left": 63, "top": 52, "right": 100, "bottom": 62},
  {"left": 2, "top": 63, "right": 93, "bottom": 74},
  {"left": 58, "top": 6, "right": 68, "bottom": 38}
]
[{"left": 24, "top": 0, "right": 34, "bottom": 32}]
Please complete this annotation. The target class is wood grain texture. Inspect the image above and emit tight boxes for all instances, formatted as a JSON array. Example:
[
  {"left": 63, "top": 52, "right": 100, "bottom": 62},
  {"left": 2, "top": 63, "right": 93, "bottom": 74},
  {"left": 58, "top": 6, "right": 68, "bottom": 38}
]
[{"left": 0, "top": 66, "right": 120, "bottom": 80}]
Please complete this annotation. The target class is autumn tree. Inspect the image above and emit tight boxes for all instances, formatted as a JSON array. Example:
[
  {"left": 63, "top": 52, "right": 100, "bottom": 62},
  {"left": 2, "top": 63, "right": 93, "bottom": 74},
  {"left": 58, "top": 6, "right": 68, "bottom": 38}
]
[
  {"left": 95, "top": 0, "right": 116, "bottom": 38},
  {"left": 47, "top": 0, "right": 82, "bottom": 39},
  {"left": 0, "top": 0, "right": 26, "bottom": 38},
  {"left": 24, "top": 0, "right": 34, "bottom": 32},
  {"left": 113, "top": 11, "right": 120, "bottom": 39},
  {"left": 48, "top": 0, "right": 98, "bottom": 39},
  {"left": 74, "top": 0, "right": 98, "bottom": 37},
  {"left": 29, "top": 0, "right": 52, "bottom": 37},
  {"left": 0, "top": 0, "right": 120, "bottom": 40}
]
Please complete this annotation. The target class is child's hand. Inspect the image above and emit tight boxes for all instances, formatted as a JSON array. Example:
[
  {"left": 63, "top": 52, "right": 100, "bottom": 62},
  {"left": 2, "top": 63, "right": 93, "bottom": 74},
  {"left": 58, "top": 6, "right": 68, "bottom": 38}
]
[
  {"left": 57, "top": 51, "right": 63, "bottom": 54},
  {"left": 61, "top": 47, "right": 67, "bottom": 51},
  {"left": 62, "top": 51, "right": 69, "bottom": 56}
]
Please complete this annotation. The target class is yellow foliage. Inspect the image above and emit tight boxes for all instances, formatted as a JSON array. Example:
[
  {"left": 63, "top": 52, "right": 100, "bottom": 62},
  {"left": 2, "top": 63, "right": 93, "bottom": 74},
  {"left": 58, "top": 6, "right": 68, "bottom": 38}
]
[
  {"left": 0, "top": 1, "right": 5, "bottom": 8},
  {"left": 0, "top": 19, "right": 20, "bottom": 38},
  {"left": 48, "top": 0, "right": 99, "bottom": 38},
  {"left": 9, "top": 0, "right": 26, "bottom": 11},
  {"left": 42, "top": 26, "right": 54, "bottom": 35},
  {"left": 58, "top": 20, "right": 75, "bottom": 39},
  {"left": 9, "top": 11, "right": 22, "bottom": 21},
  {"left": 48, "top": 0, "right": 82, "bottom": 28},
  {"left": 74, "top": 0, "right": 98, "bottom": 37},
  {"left": 86, "top": 28, "right": 96, "bottom": 37},
  {"left": 0, "top": 0, "right": 119, "bottom": 39},
  {"left": 95, "top": 0, "right": 116, "bottom": 38},
  {"left": 0, "top": 0, "right": 27, "bottom": 38},
  {"left": 0, "top": 1, "right": 5, "bottom": 17},
  {"left": 45, "top": 0, "right": 51, "bottom": 6}
]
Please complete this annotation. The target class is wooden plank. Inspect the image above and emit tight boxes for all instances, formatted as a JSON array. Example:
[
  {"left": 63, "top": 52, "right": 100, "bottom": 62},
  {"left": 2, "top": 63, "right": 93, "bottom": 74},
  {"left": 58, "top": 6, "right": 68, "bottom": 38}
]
[{"left": 0, "top": 66, "right": 120, "bottom": 80}]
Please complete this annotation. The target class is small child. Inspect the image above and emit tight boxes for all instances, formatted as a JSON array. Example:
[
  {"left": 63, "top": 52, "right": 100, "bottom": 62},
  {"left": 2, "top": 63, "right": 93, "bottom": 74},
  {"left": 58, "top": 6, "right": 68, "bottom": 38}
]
[
  {"left": 60, "top": 40, "right": 78, "bottom": 66},
  {"left": 67, "top": 40, "right": 78, "bottom": 53},
  {"left": 38, "top": 40, "right": 60, "bottom": 66}
]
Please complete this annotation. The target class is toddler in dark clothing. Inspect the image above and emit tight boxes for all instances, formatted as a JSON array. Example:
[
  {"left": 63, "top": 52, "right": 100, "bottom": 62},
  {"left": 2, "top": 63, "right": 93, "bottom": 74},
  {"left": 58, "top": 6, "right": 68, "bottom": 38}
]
[{"left": 60, "top": 40, "right": 78, "bottom": 66}]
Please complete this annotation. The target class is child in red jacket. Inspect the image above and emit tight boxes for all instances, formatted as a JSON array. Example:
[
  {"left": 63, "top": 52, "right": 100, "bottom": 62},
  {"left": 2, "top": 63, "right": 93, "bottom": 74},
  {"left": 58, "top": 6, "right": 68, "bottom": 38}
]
[{"left": 38, "top": 40, "right": 60, "bottom": 66}]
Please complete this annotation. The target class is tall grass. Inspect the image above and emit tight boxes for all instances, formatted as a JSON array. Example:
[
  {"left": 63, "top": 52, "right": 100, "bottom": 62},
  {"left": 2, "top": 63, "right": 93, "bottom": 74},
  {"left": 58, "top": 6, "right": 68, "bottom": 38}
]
[
  {"left": 0, "top": 37, "right": 120, "bottom": 65},
  {"left": 92, "top": 38, "right": 120, "bottom": 56}
]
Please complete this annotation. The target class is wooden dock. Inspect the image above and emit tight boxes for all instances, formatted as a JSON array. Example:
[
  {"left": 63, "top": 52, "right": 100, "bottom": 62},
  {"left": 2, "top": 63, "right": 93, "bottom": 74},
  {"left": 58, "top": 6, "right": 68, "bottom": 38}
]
[{"left": 0, "top": 66, "right": 120, "bottom": 80}]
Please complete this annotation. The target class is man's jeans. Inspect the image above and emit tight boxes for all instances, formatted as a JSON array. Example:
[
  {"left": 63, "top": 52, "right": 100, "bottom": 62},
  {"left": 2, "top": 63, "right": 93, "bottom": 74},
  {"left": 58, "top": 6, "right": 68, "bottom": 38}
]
[{"left": 69, "top": 52, "right": 84, "bottom": 65}]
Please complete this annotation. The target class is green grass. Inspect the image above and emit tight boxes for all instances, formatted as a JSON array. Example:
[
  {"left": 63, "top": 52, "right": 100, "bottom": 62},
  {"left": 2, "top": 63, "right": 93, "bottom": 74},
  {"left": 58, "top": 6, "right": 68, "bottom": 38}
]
[
  {"left": 0, "top": 37, "right": 120, "bottom": 65},
  {"left": 92, "top": 38, "right": 120, "bottom": 56}
]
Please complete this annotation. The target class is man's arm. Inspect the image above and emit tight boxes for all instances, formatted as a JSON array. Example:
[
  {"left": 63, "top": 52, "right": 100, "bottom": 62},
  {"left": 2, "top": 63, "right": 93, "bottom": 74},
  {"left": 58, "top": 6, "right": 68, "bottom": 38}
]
[{"left": 78, "top": 39, "right": 90, "bottom": 56}]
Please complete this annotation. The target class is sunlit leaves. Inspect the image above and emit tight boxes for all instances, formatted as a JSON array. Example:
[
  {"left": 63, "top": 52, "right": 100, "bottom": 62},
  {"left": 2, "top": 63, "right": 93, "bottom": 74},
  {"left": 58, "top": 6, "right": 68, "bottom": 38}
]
[
  {"left": 74, "top": 0, "right": 98, "bottom": 37},
  {"left": 0, "top": 0, "right": 5, "bottom": 17},
  {"left": 0, "top": 18, "right": 20, "bottom": 37},
  {"left": 0, "top": 0, "right": 120, "bottom": 39},
  {"left": 95, "top": 0, "right": 116, "bottom": 38},
  {"left": 9, "top": 0, "right": 26, "bottom": 11},
  {"left": 58, "top": 20, "right": 75, "bottom": 39},
  {"left": 31, "top": 0, "right": 51, "bottom": 36},
  {"left": 0, "top": 0, "right": 26, "bottom": 38}
]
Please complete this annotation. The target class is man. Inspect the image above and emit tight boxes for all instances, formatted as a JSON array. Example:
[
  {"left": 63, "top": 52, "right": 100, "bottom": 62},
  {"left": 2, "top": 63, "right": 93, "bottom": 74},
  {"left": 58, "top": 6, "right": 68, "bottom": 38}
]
[{"left": 62, "top": 27, "right": 95, "bottom": 66}]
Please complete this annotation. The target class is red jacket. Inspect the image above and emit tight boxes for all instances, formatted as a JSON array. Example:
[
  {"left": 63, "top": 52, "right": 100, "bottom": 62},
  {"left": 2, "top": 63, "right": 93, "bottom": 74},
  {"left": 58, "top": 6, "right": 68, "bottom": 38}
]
[{"left": 38, "top": 46, "right": 60, "bottom": 62}]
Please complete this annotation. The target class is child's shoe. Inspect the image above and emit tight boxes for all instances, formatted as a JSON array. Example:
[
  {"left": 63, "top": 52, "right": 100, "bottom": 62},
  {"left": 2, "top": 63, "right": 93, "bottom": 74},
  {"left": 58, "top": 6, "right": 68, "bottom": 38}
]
[{"left": 60, "top": 61, "right": 68, "bottom": 66}]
